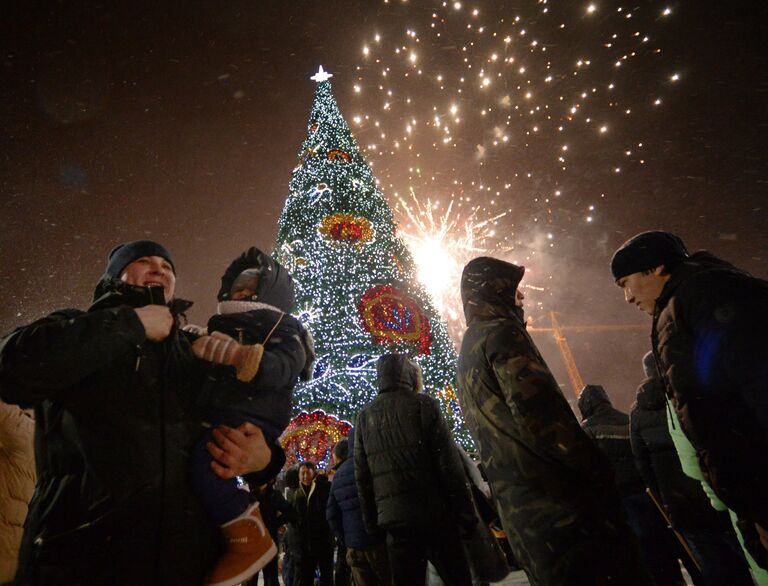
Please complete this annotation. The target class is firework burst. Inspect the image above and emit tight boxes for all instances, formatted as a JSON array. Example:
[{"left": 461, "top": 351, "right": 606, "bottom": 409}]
[{"left": 396, "top": 189, "right": 507, "bottom": 340}]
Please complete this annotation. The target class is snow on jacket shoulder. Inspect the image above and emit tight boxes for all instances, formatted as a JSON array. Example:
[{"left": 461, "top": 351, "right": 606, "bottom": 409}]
[{"left": 0, "top": 400, "right": 35, "bottom": 583}]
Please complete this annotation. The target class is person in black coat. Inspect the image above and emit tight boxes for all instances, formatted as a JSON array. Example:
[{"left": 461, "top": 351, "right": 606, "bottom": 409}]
[
  {"left": 631, "top": 352, "right": 754, "bottom": 586},
  {"left": 578, "top": 384, "right": 687, "bottom": 586},
  {"left": 355, "top": 353, "right": 475, "bottom": 586},
  {"left": 292, "top": 461, "right": 334, "bottom": 586},
  {"left": 281, "top": 466, "right": 301, "bottom": 586},
  {"left": 327, "top": 430, "right": 391, "bottom": 586},
  {"left": 611, "top": 231, "right": 768, "bottom": 562},
  {"left": 244, "top": 480, "right": 294, "bottom": 586},
  {"left": 0, "top": 240, "right": 269, "bottom": 585}
]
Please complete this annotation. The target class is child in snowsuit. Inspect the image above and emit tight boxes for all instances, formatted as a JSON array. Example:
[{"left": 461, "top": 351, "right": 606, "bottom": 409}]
[{"left": 186, "top": 247, "right": 314, "bottom": 586}]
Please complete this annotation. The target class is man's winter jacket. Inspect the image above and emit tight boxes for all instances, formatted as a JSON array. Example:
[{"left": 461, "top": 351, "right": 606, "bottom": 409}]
[
  {"left": 630, "top": 375, "right": 721, "bottom": 530},
  {"left": 326, "top": 431, "right": 381, "bottom": 550},
  {"left": 578, "top": 385, "right": 645, "bottom": 498},
  {"left": 652, "top": 251, "right": 768, "bottom": 527},
  {"left": 292, "top": 474, "right": 334, "bottom": 556},
  {"left": 354, "top": 354, "right": 476, "bottom": 534},
  {"left": 0, "top": 278, "right": 219, "bottom": 585},
  {"left": 457, "top": 256, "right": 650, "bottom": 586},
  {"left": 0, "top": 401, "right": 35, "bottom": 583}
]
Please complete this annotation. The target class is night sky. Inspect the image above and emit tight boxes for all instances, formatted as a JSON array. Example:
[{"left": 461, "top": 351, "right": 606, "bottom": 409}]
[{"left": 2, "top": 0, "right": 766, "bottom": 410}]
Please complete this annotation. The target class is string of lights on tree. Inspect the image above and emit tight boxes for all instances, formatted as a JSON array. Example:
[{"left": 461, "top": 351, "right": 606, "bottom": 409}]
[
  {"left": 275, "top": 67, "right": 474, "bottom": 460},
  {"left": 281, "top": 410, "right": 353, "bottom": 467}
]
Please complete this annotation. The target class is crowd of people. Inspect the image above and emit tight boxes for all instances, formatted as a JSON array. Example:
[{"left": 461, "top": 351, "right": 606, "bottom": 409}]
[{"left": 0, "top": 230, "right": 766, "bottom": 586}]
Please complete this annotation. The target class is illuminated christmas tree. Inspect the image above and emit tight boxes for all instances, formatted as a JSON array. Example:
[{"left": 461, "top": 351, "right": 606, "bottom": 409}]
[{"left": 275, "top": 66, "right": 473, "bottom": 462}]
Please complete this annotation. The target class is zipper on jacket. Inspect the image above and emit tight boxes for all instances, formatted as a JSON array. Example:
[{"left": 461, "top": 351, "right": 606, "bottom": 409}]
[
  {"left": 665, "top": 397, "right": 676, "bottom": 429},
  {"left": 134, "top": 345, "right": 144, "bottom": 372},
  {"left": 33, "top": 510, "right": 113, "bottom": 547},
  {"left": 651, "top": 303, "right": 676, "bottom": 429}
]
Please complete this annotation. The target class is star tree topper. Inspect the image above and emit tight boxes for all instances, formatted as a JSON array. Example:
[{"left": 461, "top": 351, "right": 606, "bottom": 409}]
[{"left": 311, "top": 65, "right": 333, "bottom": 83}]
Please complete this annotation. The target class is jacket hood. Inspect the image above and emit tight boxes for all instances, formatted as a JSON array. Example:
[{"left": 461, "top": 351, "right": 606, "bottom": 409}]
[
  {"left": 656, "top": 251, "right": 742, "bottom": 310},
  {"left": 461, "top": 256, "right": 525, "bottom": 323},
  {"left": 376, "top": 353, "right": 423, "bottom": 394},
  {"left": 642, "top": 351, "right": 657, "bottom": 379},
  {"left": 217, "top": 247, "right": 295, "bottom": 312},
  {"left": 635, "top": 376, "right": 667, "bottom": 410},
  {"left": 577, "top": 384, "right": 611, "bottom": 420}
]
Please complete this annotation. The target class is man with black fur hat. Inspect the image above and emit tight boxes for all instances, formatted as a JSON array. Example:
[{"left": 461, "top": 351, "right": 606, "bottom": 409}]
[
  {"left": 457, "top": 256, "right": 651, "bottom": 585},
  {"left": 0, "top": 240, "right": 275, "bottom": 585},
  {"left": 611, "top": 230, "right": 768, "bottom": 567}
]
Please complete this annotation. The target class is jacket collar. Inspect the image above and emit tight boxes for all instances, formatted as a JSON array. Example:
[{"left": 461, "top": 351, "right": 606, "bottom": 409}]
[
  {"left": 655, "top": 251, "right": 741, "bottom": 313},
  {"left": 90, "top": 276, "right": 192, "bottom": 316}
]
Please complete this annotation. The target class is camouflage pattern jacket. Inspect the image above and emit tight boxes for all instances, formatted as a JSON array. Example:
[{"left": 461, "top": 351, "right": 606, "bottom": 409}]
[{"left": 457, "top": 257, "right": 650, "bottom": 586}]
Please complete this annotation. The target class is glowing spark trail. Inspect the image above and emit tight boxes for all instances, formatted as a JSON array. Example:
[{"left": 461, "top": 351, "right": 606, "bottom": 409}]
[{"left": 397, "top": 190, "right": 507, "bottom": 338}]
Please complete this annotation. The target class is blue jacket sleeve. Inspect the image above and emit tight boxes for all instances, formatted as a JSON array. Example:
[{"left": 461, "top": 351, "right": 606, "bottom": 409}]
[{"left": 326, "top": 482, "right": 343, "bottom": 544}]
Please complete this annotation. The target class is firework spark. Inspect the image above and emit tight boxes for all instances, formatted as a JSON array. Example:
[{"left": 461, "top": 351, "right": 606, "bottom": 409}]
[{"left": 396, "top": 190, "right": 507, "bottom": 339}]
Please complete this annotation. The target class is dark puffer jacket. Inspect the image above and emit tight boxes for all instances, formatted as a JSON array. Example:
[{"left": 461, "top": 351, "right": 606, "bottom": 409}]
[
  {"left": 198, "top": 247, "right": 314, "bottom": 439},
  {"left": 326, "top": 431, "right": 382, "bottom": 549},
  {"left": 630, "top": 375, "right": 721, "bottom": 530},
  {"left": 457, "top": 257, "right": 650, "bottom": 586},
  {"left": 354, "top": 354, "right": 475, "bottom": 533},
  {"left": 578, "top": 385, "right": 645, "bottom": 498},
  {"left": 0, "top": 278, "right": 219, "bottom": 585},
  {"left": 652, "top": 251, "right": 768, "bottom": 527}
]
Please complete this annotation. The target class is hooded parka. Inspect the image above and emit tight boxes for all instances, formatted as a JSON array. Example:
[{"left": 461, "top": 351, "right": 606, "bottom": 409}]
[
  {"left": 0, "top": 278, "right": 219, "bottom": 585},
  {"left": 578, "top": 385, "right": 645, "bottom": 498},
  {"left": 354, "top": 354, "right": 476, "bottom": 533},
  {"left": 457, "top": 256, "right": 650, "bottom": 586}
]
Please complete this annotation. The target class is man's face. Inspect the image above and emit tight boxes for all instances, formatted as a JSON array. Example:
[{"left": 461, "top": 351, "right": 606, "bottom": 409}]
[
  {"left": 299, "top": 465, "right": 315, "bottom": 486},
  {"left": 514, "top": 288, "right": 525, "bottom": 308},
  {"left": 121, "top": 256, "right": 176, "bottom": 302},
  {"left": 617, "top": 267, "right": 668, "bottom": 315}
]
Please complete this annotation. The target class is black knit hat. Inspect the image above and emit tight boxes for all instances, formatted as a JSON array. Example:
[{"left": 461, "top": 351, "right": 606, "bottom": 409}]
[
  {"left": 333, "top": 438, "right": 349, "bottom": 461},
  {"left": 610, "top": 231, "right": 688, "bottom": 282},
  {"left": 105, "top": 240, "right": 176, "bottom": 278}
]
